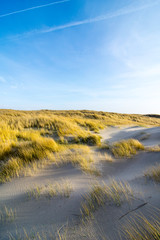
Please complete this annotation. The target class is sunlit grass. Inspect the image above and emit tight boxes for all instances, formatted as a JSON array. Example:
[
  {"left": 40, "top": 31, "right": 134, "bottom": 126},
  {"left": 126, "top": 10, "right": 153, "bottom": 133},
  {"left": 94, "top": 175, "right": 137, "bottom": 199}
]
[
  {"left": 52, "top": 147, "right": 101, "bottom": 176},
  {"left": 0, "top": 137, "right": 59, "bottom": 183},
  {"left": 0, "top": 109, "right": 159, "bottom": 183},
  {"left": 111, "top": 139, "right": 144, "bottom": 158}
]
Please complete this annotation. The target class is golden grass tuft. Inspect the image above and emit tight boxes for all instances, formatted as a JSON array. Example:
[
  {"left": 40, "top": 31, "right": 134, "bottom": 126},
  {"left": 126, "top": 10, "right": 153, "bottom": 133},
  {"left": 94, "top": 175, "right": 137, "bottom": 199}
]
[
  {"left": 0, "top": 137, "right": 59, "bottom": 183},
  {"left": 111, "top": 139, "right": 144, "bottom": 158}
]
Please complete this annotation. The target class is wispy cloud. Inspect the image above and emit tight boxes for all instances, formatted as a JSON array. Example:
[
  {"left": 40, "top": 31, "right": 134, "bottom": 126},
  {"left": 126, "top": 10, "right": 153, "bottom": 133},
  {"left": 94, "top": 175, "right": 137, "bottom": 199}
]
[
  {"left": 0, "top": 0, "right": 69, "bottom": 18},
  {"left": 119, "top": 64, "right": 160, "bottom": 79},
  {"left": 31, "top": 0, "right": 160, "bottom": 35},
  {"left": 5, "top": 0, "right": 160, "bottom": 41}
]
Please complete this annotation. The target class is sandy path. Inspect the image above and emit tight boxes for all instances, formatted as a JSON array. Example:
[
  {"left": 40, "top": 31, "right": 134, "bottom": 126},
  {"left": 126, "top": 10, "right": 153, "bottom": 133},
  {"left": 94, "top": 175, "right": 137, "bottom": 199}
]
[{"left": 0, "top": 126, "right": 160, "bottom": 239}]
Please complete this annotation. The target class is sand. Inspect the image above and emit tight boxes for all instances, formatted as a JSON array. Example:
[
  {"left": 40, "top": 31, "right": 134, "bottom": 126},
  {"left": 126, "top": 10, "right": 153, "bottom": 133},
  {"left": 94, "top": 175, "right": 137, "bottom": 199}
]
[{"left": 0, "top": 126, "right": 160, "bottom": 239}]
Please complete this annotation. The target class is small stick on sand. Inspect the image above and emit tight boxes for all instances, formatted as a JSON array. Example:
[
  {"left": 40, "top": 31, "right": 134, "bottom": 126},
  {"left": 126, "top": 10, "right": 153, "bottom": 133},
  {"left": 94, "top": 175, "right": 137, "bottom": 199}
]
[{"left": 119, "top": 202, "right": 148, "bottom": 220}]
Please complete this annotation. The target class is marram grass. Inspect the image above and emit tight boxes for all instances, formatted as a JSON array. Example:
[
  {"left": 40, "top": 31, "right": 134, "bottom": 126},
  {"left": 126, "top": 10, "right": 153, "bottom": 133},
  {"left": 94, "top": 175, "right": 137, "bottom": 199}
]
[
  {"left": 0, "top": 109, "right": 159, "bottom": 183},
  {"left": 0, "top": 137, "right": 59, "bottom": 183},
  {"left": 0, "top": 206, "right": 16, "bottom": 223},
  {"left": 144, "top": 164, "right": 160, "bottom": 182},
  {"left": 111, "top": 139, "right": 144, "bottom": 158},
  {"left": 81, "top": 180, "right": 133, "bottom": 218},
  {"left": 121, "top": 213, "right": 160, "bottom": 240},
  {"left": 26, "top": 180, "right": 73, "bottom": 200}
]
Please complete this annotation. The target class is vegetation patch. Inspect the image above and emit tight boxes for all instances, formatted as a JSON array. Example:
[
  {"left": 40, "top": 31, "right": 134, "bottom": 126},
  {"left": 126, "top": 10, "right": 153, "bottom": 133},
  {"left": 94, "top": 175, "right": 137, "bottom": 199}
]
[
  {"left": 111, "top": 139, "right": 144, "bottom": 158},
  {"left": 0, "top": 206, "right": 16, "bottom": 223},
  {"left": 0, "top": 109, "right": 159, "bottom": 183},
  {"left": 78, "top": 134, "right": 101, "bottom": 146},
  {"left": 52, "top": 147, "right": 101, "bottom": 176},
  {"left": 0, "top": 137, "right": 59, "bottom": 183},
  {"left": 26, "top": 180, "right": 73, "bottom": 200},
  {"left": 121, "top": 214, "right": 160, "bottom": 240},
  {"left": 8, "top": 226, "right": 68, "bottom": 240},
  {"left": 81, "top": 180, "right": 133, "bottom": 218},
  {"left": 146, "top": 146, "right": 160, "bottom": 152},
  {"left": 144, "top": 164, "right": 160, "bottom": 182}
]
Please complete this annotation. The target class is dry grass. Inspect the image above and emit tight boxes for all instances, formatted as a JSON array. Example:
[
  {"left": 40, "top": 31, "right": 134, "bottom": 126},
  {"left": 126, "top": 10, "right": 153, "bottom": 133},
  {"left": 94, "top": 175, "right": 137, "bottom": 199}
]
[
  {"left": 103, "top": 153, "right": 114, "bottom": 162},
  {"left": 146, "top": 146, "right": 160, "bottom": 152},
  {"left": 121, "top": 214, "right": 160, "bottom": 240},
  {"left": 51, "top": 147, "right": 101, "bottom": 176},
  {"left": 104, "top": 153, "right": 113, "bottom": 162},
  {"left": 0, "top": 109, "right": 159, "bottom": 182},
  {"left": 0, "top": 206, "right": 16, "bottom": 223},
  {"left": 26, "top": 180, "right": 73, "bottom": 199},
  {"left": 144, "top": 164, "right": 160, "bottom": 182},
  {"left": 100, "top": 143, "right": 110, "bottom": 150},
  {"left": 0, "top": 137, "right": 59, "bottom": 183},
  {"left": 0, "top": 143, "right": 100, "bottom": 183},
  {"left": 111, "top": 139, "right": 144, "bottom": 158},
  {"left": 81, "top": 180, "right": 133, "bottom": 218},
  {"left": 8, "top": 227, "right": 68, "bottom": 240},
  {"left": 96, "top": 152, "right": 114, "bottom": 163}
]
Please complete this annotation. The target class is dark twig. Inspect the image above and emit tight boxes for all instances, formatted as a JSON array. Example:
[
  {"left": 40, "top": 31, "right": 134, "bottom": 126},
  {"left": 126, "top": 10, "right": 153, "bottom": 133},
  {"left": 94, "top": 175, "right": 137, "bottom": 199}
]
[{"left": 119, "top": 202, "right": 148, "bottom": 220}]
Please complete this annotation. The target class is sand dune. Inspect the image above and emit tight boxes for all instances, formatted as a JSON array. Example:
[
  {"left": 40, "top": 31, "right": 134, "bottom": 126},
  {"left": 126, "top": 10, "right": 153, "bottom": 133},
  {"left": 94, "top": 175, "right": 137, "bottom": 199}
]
[
  {"left": 100, "top": 126, "right": 160, "bottom": 147},
  {"left": 0, "top": 126, "right": 160, "bottom": 239}
]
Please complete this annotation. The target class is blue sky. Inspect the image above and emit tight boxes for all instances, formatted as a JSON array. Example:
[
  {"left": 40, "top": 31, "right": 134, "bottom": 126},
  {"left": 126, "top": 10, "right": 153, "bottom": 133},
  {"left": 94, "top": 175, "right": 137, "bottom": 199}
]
[{"left": 0, "top": 0, "right": 160, "bottom": 113}]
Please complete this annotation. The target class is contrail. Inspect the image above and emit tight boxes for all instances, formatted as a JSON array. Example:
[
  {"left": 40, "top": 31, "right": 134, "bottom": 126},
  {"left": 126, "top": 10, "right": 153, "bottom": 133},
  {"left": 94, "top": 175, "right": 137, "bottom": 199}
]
[
  {"left": 2, "top": 0, "right": 160, "bottom": 43},
  {"left": 0, "top": 0, "right": 69, "bottom": 18},
  {"left": 40, "top": 0, "right": 160, "bottom": 33}
]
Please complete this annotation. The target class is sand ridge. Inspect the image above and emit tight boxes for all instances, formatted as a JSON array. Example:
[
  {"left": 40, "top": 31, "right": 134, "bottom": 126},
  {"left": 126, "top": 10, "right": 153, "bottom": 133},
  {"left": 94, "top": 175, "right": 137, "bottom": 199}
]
[{"left": 0, "top": 126, "right": 160, "bottom": 239}]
